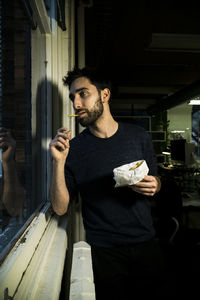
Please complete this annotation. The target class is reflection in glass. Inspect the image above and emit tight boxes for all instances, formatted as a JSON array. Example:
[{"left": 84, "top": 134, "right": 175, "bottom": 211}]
[
  {"left": 0, "top": 1, "right": 31, "bottom": 255},
  {"left": 192, "top": 107, "right": 200, "bottom": 161},
  {"left": 0, "top": 129, "right": 25, "bottom": 252},
  {"left": 0, "top": 128, "right": 24, "bottom": 214}
]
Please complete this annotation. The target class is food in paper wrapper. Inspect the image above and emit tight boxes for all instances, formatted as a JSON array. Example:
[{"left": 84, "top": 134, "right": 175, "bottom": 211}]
[{"left": 113, "top": 160, "right": 149, "bottom": 187}]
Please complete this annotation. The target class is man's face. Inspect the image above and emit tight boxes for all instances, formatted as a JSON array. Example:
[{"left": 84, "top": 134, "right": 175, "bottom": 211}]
[{"left": 69, "top": 77, "right": 104, "bottom": 127}]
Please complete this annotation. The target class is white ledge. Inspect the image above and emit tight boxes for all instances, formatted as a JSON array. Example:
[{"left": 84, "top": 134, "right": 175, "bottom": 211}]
[
  {"left": 70, "top": 241, "right": 95, "bottom": 300},
  {"left": 0, "top": 203, "right": 68, "bottom": 300}
]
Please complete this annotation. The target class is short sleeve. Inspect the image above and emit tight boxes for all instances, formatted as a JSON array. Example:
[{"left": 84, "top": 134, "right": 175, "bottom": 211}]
[{"left": 65, "top": 163, "right": 78, "bottom": 202}]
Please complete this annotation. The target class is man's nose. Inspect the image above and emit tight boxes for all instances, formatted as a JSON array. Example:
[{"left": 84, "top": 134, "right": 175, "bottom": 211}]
[{"left": 73, "top": 96, "right": 82, "bottom": 110}]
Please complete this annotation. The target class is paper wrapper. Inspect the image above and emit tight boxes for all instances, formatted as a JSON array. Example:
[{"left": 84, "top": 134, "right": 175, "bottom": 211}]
[{"left": 113, "top": 160, "right": 149, "bottom": 187}]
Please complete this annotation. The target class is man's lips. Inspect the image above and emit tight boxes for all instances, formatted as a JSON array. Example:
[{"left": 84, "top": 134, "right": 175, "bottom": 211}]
[{"left": 77, "top": 111, "right": 87, "bottom": 117}]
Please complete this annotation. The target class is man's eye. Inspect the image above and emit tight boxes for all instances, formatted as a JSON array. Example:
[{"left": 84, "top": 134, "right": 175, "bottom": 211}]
[{"left": 80, "top": 91, "right": 88, "bottom": 98}]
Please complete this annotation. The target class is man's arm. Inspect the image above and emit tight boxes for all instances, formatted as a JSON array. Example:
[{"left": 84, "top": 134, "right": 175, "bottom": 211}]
[
  {"left": 2, "top": 160, "right": 25, "bottom": 216},
  {"left": 0, "top": 129, "right": 24, "bottom": 216},
  {"left": 49, "top": 128, "right": 71, "bottom": 215},
  {"left": 130, "top": 129, "right": 161, "bottom": 197}
]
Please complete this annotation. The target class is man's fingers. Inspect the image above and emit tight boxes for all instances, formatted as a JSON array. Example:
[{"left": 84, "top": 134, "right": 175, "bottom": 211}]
[
  {"left": 57, "top": 136, "right": 69, "bottom": 146},
  {"left": 54, "top": 141, "right": 67, "bottom": 151},
  {"left": 57, "top": 129, "right": 71, "bottom": 141},
  {"left": 130, "top": 186, "right": 155, "bottom": 197},
  {"left": 129, "top": 175, "right": 158, "bottom": 196}
]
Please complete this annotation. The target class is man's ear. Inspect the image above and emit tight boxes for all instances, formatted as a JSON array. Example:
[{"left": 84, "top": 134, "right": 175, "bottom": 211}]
[{"left": 101, "top": 88, "right": 111, "bottom": 103}]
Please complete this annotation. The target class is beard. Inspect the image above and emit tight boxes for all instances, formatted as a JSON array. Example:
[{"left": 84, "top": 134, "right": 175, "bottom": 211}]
[{"left": 77, "top": 95, "right": 104, "bottom": 127}]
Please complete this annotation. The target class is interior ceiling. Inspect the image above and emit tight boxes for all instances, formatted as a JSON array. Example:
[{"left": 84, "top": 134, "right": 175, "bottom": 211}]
[{"left": 84, "top": 0, "right": 200, "bottom": 115}]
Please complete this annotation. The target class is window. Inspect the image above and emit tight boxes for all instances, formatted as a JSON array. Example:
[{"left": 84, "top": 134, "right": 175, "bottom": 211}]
[
  {"left": 0, "top": 0, "right": 32, "bottom": 254},
  {"left": 0, "top": 0, "right": 76, "bottom": 261},
  {"left": 192, "top": 106, "right": 200, "bottom": 161}
]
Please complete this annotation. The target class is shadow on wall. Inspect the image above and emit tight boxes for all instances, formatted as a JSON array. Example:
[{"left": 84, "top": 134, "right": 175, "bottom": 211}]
[{"left": 32, "top": 78, "right": 63, "bottom": 211}]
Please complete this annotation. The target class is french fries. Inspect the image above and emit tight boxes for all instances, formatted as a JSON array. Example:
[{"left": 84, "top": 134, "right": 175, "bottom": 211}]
[
  {"left": 68, "top": 114, "right": 78, "bottom": 117},
  {"left": 129, "top": 160, "right": 143, "bottom": 171}
]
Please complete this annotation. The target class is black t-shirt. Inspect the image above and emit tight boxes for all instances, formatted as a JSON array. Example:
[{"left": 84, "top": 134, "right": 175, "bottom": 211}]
[{"left": 65, "top": 122, "right": 157, "bottom": 247}]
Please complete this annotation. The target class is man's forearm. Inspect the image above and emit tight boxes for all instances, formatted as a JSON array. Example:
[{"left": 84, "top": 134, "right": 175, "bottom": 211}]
[
  {"left": 50, "top": 160, "right": 69, "bottom": 215},
  {"left": 2, "top": 160, "right": 24, "bottom": 216}
]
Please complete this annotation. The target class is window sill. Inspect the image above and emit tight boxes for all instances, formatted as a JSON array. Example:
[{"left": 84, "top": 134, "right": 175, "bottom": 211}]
[{"left": 0, "top": 202, "right": 68, "bottom": 299}]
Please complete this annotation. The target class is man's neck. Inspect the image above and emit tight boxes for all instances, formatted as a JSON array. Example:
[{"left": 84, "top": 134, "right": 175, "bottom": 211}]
[{"left": 89, "top": 115, "right": 118, "bottom": 138}]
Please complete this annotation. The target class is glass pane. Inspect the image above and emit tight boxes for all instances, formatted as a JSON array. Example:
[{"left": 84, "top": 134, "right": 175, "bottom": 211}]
[
  {"left": 192, "top": 107, "right": 200, "bottom": 162},
  {"left": 0, "top": 0, "right": 33, "bottom": 256}
]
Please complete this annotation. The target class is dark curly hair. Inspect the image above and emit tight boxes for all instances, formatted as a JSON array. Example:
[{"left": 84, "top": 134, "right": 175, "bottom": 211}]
[{"left": 63, "top": 66, "right": 112, "bottom": 96}]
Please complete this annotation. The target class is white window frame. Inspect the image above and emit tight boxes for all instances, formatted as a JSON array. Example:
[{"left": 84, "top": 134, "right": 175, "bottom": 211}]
[{"left": 0, "top": 1, "right": 76, "bottom": 298}]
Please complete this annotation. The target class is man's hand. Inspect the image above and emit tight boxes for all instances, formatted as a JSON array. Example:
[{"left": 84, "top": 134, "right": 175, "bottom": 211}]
[
  {"left": 49, "top": 128, "right": 71, "bottom": 163},
  {"left": 129, "top": 175, "right": 161, "bottom": 196},
  {"left": 0, "top": 128, "right": 16, "bottom": 163}
]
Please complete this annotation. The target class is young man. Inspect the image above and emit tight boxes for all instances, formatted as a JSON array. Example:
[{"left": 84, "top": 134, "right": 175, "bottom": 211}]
[{"left": 49, "top": 67, "right": 168, "bottom": 299}]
